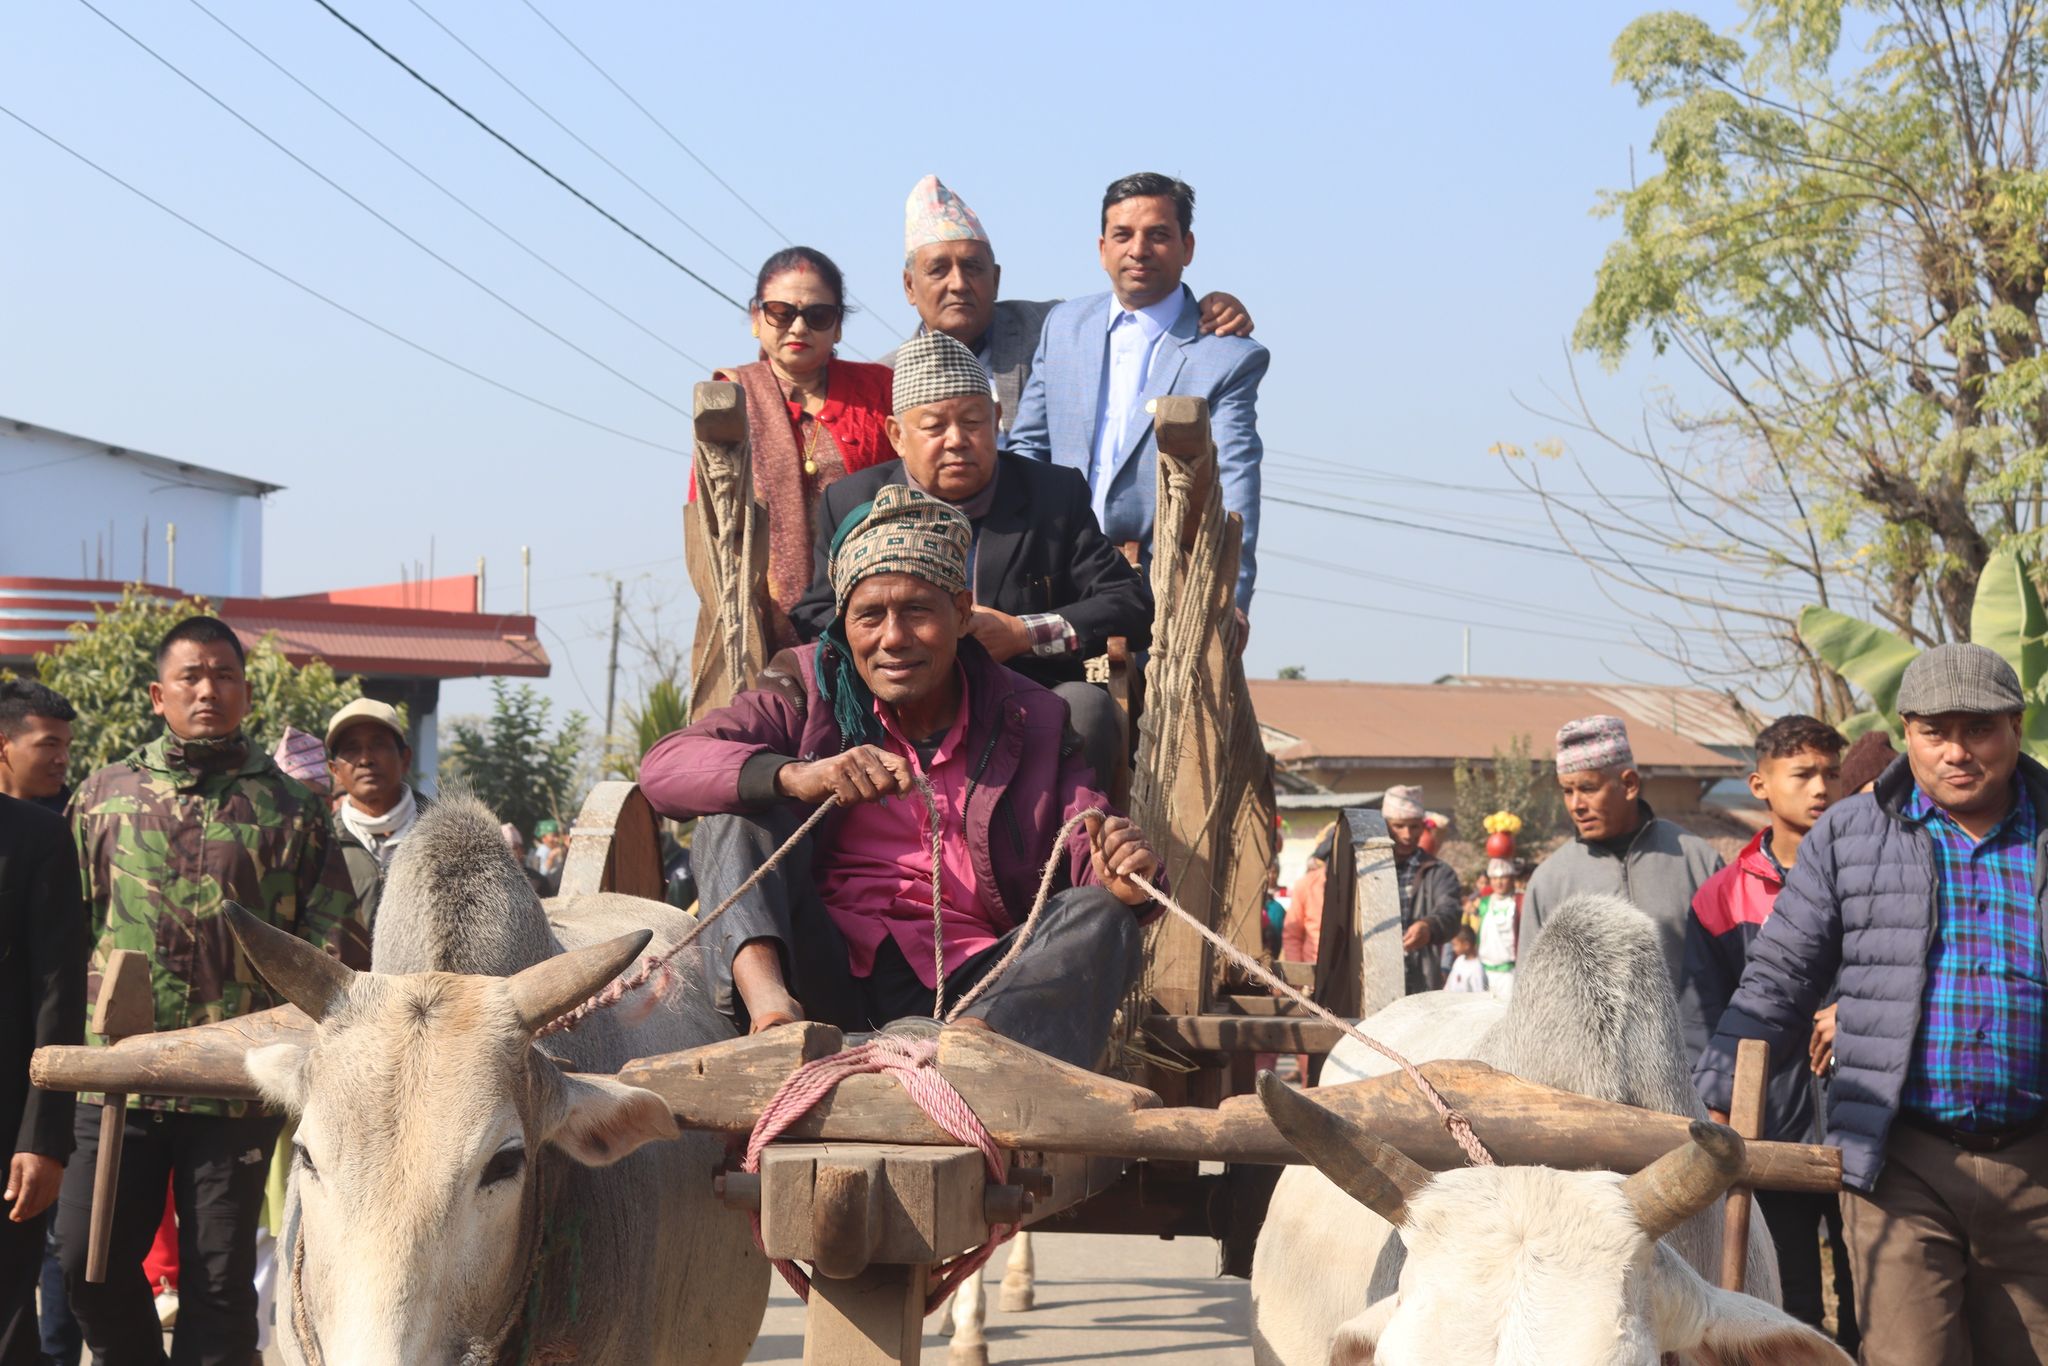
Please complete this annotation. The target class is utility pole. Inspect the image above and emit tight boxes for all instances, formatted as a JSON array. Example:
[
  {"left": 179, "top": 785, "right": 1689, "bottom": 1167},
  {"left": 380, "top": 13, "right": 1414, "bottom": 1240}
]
[
  {"left": 603, "top": 580, "right": 624, "bottom": 763},
  {"left": 521, "top": 545, "right": 532, "bottom": 615},
  {"left": 475, "top": 556, "right": 486, "bottom": 612},
  {"left": 1462, "top": 626, "right": 1471, "bottom": 676},
  {"left": 166, "top": 523, "right": 177, "bottom": 589}
]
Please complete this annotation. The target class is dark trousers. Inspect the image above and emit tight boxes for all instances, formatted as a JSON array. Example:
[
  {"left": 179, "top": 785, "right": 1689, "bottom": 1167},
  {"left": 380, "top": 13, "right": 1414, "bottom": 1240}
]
[
  {"left": 40, "top": 1223, "right": 80, "bottom": 1365},
  {"left": 1756, "top": 1188, "right": 1857, "bottom": 1341},
  {"left": 55, "top": 1109, "right": 280, "bottom": 1366},
  {"left": 0, "top": 1203, "right": 44, "bottom": 1366},
  {"left": 693, "top": 811, "right": 1146, "bottom": 1070},
  {"left": 1051, "top": 681, "right": 1127, "bottom": 799}
]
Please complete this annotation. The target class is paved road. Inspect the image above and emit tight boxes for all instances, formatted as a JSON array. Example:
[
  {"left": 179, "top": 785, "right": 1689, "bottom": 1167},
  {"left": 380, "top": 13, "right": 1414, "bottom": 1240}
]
[{"left": 745, "top": 1233, "right": 1252, "bottom": 1364}]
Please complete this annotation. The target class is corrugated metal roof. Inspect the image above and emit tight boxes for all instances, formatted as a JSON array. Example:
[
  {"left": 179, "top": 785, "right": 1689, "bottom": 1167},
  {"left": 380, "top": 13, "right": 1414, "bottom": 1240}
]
[
  {"left": 1440, "top": 675, "right": 1757, "bottom": 750},
  {"left": 0, "top": 577, "right": 548, "bottom": 680},
  {"left": 5, "top": 417, "right": 281, "bottom": 496},
  {"left": 1248, "top": 677, "right": 1741, "bottom": 775}
]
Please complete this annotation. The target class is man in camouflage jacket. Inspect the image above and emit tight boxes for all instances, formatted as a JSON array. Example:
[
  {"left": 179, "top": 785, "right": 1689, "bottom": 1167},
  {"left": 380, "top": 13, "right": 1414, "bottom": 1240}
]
[{"left": 54, "top": 616, "right": 362, "bottom": 1366}]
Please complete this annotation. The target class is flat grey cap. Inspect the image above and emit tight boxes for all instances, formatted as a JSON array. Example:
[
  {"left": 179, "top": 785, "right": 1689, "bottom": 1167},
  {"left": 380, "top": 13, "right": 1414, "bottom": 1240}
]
[{"left": 1895, "top": 642, "right": 2024, "bottom": 718}]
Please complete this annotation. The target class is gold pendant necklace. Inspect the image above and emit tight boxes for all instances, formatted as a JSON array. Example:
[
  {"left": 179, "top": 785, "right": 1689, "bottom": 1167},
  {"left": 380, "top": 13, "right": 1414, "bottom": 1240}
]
[{"left": 800, "top": 414, "right": 820, "bottom": 476}]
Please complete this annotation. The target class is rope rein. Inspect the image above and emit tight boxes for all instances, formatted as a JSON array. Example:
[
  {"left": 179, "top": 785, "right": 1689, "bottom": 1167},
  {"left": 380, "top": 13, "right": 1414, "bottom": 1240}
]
[{"left": 549, "top": 784, "right": 1493, "bottom": 1165}]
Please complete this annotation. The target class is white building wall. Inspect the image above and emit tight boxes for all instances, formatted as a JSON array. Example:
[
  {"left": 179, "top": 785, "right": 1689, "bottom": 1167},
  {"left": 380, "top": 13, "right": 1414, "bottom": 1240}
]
[{"left": 0, "top": 421, "right": 266, "bottom": 597}]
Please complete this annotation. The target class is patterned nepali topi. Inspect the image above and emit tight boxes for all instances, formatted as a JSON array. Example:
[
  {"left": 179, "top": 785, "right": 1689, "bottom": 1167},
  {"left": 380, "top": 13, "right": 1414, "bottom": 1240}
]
[
  {"left": 1382, "top": 785, "right": 1426, "bottom": 821},
  {"left": 1895, "top": 642, "right": 2025, "bottom": 717},
  {"left": 892, "top": 330, "right": 993, "bottom": 417},
  {"left": 828, "top": 484, "right": 972, "bottom": 613},
  {"left": 272, "top": 726, "right": 332, "bottom": 795},
  {"left": 904, "top": 174, "right": 990, "bottom": 263},
  {"left": 1555, "top": 714, "right": 1634, "bottom": 774},
  {"left": 818, "top": 485, "right": 974, "bottom": 748}
]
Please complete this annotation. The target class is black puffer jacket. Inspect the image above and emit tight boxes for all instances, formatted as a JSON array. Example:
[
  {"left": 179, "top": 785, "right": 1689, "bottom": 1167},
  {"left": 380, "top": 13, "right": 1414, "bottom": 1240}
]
[{"left": 1695, "top": 753, "right": 2048, "bottom": 1192}]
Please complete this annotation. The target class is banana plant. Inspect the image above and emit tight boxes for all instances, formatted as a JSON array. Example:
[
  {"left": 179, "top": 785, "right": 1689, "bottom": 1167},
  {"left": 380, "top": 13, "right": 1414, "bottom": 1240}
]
[{"left": 1797, "top": 546, "right": 2048, "bottom": 759}]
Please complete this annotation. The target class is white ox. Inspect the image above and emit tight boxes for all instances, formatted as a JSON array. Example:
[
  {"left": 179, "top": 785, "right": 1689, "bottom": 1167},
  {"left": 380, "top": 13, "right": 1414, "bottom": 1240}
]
[
  {"left": 231, "top": 796, "right": 768, "bottom": 1365},
  {"left": 1251, "top": 894, "right": 1850, "bottom": 1365}
]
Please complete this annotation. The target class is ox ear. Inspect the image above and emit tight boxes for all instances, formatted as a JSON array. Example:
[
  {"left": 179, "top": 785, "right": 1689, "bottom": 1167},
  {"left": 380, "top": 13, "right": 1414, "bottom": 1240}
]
[
  {"left": 246, "top": 1042, "right": 311, "bottom": 1114},
  {"left": 1327, "top": 1298, "right": 1395, "bottom": 1366},
  {"left": 1648, "top": 1244, "right": 1851, "bottom": 1365},
  {"left": 542, "top": 1071, "right": 679, "bottom": 1167}
]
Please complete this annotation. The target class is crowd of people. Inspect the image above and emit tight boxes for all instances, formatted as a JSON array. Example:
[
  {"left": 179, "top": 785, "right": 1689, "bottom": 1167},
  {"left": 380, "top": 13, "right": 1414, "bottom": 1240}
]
[{"left": 0, "top": 164, "right": 2041, "bottom": 1366}]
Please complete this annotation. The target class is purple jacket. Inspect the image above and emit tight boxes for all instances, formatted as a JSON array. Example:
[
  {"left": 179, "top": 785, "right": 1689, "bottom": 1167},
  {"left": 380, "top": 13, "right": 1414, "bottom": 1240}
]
[{"left": 641, "top": 640, "right": 1158, "bottom": 931}]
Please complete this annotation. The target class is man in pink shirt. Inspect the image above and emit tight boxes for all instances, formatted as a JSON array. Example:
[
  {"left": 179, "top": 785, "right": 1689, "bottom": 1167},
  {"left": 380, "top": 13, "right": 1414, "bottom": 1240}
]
[{"left": 643, "top": 411, "right": 1163, "bottom": 1068}]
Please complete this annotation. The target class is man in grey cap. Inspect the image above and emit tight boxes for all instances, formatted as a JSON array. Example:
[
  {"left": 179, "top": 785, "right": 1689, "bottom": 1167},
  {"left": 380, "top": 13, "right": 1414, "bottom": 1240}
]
[
  {"left": 794, "top": 331, "right": 1152, "bottom": 793},
  {"left": 325, "top": 697, "right": 419, "bottom": 931},
  {"left": 1696, "top": 643, "right": 2048, "bottom": 1361}
]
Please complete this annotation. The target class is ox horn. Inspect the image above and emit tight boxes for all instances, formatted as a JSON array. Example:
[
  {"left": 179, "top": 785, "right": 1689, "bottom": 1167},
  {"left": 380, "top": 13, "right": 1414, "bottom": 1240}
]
[
  {"left": 225, "top": 902, "right": 357, "bottom": 1021},
  {"left": 1256, "top": 1070, "right": 1431, "bottom": 1226},
  {"left": 1621, "top": 1119, "right": 1746, "bottom": 1241},
  {"left": 505, "top": 929, "right": 654, "bottom": 1034}
]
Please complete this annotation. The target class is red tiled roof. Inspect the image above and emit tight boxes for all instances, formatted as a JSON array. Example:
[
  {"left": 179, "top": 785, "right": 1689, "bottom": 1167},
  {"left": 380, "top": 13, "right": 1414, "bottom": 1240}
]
[
  {"left": 0, "top": 578, "right": 549, "bottom": 680},
  {"left": 1249, "top": 677, "right": 1740, "bottom": 775}
]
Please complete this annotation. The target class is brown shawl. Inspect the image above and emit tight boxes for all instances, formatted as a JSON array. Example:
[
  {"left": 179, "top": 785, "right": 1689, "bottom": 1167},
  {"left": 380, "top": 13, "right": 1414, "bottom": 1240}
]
[{"left": 716, "top": 360, "right": 847, "bottom": 651}]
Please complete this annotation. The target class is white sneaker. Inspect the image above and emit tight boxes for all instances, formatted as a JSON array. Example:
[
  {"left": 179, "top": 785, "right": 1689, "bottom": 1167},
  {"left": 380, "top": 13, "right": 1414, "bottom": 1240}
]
[{"left": 153, "top": 1280, "right": 179, "bottom": 1328}]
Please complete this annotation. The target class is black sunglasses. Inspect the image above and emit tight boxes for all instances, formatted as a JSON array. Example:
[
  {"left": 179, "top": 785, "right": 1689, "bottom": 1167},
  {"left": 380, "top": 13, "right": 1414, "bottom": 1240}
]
[{"left": 757, "top": 300, "right": 843, "bottom": 330}]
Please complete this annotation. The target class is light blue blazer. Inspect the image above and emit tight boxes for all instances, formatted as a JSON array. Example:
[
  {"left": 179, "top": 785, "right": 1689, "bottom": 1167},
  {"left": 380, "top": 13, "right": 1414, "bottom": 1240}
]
[{"left": 1007, "top": 286, "right": 1268, "bottom": 610}]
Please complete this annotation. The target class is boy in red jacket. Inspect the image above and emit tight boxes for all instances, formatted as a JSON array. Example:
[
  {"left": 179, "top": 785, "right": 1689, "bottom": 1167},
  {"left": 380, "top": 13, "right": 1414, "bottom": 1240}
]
[{"left": 1681, "top": 714, "right": 1850, "bottom": 1345}]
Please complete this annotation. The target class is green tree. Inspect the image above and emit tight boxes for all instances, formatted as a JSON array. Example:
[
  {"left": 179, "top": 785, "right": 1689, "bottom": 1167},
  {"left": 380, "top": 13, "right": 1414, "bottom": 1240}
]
[
  {"left": 604, "top": 677, "right": 690, "bottom": 782},
  {"left": 442, "top": 679, "right": 591, "bottom": 835},
  {"left": 1453, "top": 734, "right": 1570, "bottom": 846},
  {"left": 1276, "top": 665, "right": 1308, "bottom": 680},
  {"left": 32, "top": 585, "right": 365, "bottom": 782},
  {"left": 1512, "top": 1, "right": 2048, "bottom": 714}
]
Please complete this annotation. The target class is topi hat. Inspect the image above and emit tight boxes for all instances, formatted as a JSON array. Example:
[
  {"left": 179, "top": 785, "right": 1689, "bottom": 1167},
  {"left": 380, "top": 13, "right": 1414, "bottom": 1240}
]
[
  {"left": 904, "top": 174, "right": 990, "bottom": 264},
  {"left": 1556, "top": 715, "right": 1634, "bottom": 774},
  {"left": 828, "top": 484, "right": 972, "bottom": 613},
  {"left": 1382, "top": 785, "right": 1425, "bottom": 821},
  {"left": 1895, "top": 643, "right": 2025, "bottom": 718},
  {"left": 891, "top": 331, "right": 992, "bottom": 417}
]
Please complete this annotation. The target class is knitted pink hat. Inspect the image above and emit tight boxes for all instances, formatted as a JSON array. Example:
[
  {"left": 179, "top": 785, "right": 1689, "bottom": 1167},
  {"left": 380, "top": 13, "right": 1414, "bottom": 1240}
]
[
  {"left": 1555, "top": 715, "right": 1634, "bottom": 774},
  {"left": 272, "top": 726, "right": 332, "bottom": 794}
]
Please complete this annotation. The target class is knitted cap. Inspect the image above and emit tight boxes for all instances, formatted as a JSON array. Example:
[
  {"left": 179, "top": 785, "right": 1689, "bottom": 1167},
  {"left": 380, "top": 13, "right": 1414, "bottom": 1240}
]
[
  {"left": 1837, "top": 729, "right": 1899, "bottom": 794},
  {"left": 1382, "top": 785, "right": 1425, "bottom": 821},
  {"left": 829, "top": 485, "right": 972, "bottom": 612},
  {"left": 1556, "top": 715, "right": 1634, "bottom": 774},
  {"left": 891, "top": 330, "right": 992, "bottom": 417},
  {"left": 1487, "top": 858, "right": 1517, "bottom": 879},
  {"left": 1895, "top": 642, "right": 2025, "bottom": 718},
  {"left": 904, "top": 174, "right": 990, "bottom": 263}
]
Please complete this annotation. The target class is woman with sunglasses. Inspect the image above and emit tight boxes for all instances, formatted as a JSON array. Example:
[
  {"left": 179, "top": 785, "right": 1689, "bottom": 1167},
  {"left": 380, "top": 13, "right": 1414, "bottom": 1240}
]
[{"left": 693, "top": 246, "right": 896, "bottom": 650}]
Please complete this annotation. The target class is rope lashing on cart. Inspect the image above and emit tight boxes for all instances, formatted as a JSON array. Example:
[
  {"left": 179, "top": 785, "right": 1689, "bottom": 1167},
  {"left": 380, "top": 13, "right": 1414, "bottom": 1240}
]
[{"left": 741, "top": 1032, "right": 1015, "bottom": 1309}]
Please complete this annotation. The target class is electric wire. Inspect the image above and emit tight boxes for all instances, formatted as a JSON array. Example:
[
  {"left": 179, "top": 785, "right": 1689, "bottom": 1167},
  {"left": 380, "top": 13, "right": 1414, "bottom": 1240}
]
[
  {"left": 1257, "top": 588, "right": 1647, "bottom": 649},
  {"left": 400, "top": 0, "right": 753, "bottom": 277},
  {"left": 0, "top": 102, "right": 692, "bottom": 457},
  {"left": 511, "top": 0, "right": 897, "bottom": 338},
  {"left": 309, "top": 0, "right": 748, "bottom": 312},
  {"left": 74, "top": 0, "right": 696, "bottom": 419},
  {"left": 180, "top": 0, "right": 710, "bottom": 372}
]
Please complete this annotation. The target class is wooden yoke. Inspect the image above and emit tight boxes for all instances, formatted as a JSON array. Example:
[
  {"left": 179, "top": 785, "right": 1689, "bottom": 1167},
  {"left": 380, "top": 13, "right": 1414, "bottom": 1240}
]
[
  {"left": 85, "top": 950, "right": 152, "bottom": 1283},
  {"left": 684, "top": 381, "right": 769, "bottom": 722}
]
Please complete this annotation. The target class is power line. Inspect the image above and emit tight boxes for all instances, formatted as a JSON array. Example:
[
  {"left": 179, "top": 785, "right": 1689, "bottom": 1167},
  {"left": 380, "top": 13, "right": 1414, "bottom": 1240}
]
[
  {"left": 0, "top": 101, "right": 691, "bottom": 457},
  {"left": 511, "top": 0, "right": 897, "bottom": 339},
  {"left": 309, "top": 0, "right": 747, "bottom": 312},
  {"left": 1263, "top": 549, "right": 1643, "bottom": 632},
  {"left": 400, "top": 0, "right": 751, "bottom": 276},
  {"left": 181, "top": 0, "right": 709, "bottom": 373},
  {"left": 75, "top": 0, "right": 694, "bottom": 419}
]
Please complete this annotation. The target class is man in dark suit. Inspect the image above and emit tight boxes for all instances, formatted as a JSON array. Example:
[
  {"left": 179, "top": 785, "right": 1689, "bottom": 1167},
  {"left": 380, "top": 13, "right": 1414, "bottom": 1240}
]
[
  {"left": 891, "top": 175, "right": 1252, "bottom": 447},
  {"left": 794, "top": 331, "right": 1152, "bottom": 792},
  {"left": 0, "top": 794, "right": 85, "bottom": 1366}
]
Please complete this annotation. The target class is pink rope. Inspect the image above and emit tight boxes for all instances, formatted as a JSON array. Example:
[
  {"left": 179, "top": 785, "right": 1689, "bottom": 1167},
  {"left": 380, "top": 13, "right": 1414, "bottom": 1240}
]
[{"left": 741, "top": 1034, "right": 1015, "bottom": 1310}]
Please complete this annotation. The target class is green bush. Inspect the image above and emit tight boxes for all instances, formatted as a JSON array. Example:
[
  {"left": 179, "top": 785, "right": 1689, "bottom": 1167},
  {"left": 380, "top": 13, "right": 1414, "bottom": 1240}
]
[
  {"left": 1453, "top": 733, "right": 1568, "bottom": 847},
  {"left": 441, "top": 679, "right": 591, "bottom": 836},
  {"left": 31, "top": 585, "right": 364, "bottom": 782}
]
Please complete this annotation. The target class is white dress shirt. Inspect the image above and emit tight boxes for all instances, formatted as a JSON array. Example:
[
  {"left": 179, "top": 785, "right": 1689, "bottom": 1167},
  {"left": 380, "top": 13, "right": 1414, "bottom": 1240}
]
[{"left": 1088, "top": 292, "right": 1182, "bottom": 527}]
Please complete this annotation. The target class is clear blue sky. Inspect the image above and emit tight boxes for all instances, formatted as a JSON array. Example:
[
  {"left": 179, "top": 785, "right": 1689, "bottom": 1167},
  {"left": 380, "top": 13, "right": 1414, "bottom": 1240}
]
[{"left": 3, "top": 0, "right": 1753, "bottom": 732}]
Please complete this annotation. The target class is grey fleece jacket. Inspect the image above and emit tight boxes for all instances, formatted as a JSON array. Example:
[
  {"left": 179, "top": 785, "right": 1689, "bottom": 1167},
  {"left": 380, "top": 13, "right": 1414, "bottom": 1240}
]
[{"left": 1518, "top": 804, "right": 1724, "bottom": 994}]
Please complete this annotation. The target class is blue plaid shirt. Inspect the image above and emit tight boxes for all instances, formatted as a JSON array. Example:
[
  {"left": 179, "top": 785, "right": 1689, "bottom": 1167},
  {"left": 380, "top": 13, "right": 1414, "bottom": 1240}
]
[{"left": 1900, "top": 780, "right": 2047, "bottom": 1130}]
